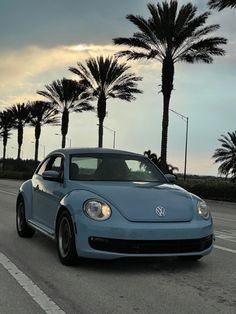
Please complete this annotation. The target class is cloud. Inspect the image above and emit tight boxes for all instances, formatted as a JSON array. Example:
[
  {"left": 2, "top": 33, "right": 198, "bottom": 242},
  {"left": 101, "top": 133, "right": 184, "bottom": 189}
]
[
  {"left": 0, "top": 44, "right": 116, "bottom": 86},
  {"left": 0, "top": 43, "right": 161, "bottom": 109},
  {"left": 0, "top": 44, "right": 117, "bottom": 108}
]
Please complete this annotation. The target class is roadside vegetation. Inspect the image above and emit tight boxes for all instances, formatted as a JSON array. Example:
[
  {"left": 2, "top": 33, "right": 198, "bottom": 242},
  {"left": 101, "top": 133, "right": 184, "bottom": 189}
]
[
  {"left": 177, "top": 176, "right": 236, "bottom": 203},
  {"left": 0, "top": 159, "right": 37, "bottom": 180}
]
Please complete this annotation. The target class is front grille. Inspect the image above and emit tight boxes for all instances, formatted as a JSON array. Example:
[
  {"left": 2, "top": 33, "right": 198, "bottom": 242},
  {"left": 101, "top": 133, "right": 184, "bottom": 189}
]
[{"left": 89, "top": 235, "right": 213, "bottom": 254}]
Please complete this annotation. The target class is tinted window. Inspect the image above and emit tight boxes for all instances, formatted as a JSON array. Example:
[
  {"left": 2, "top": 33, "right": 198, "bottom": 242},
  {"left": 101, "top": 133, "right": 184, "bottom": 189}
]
[{"left": 70, "top": 154, "right": 165, "bottom": 182}]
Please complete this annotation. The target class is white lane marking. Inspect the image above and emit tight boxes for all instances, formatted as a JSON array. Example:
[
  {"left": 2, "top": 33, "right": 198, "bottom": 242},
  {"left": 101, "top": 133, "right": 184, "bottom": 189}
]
[
  {"left": 0, "top": 189, "right": 17, "bottom": 196},
  {"left": 212, "top": 215, "right": 236, "bottom": 223},
  {"left": 216, "top": 237, "right": 236, "bottom": 244},
  {"left": 0, "top": 252, "right": 65, "bottom": 314},
  {"left": 215, "top": 230, "right": 236, "bottom": 243},
  {"left": 214, "top": 245, "right": 236, "bottom": 254}
]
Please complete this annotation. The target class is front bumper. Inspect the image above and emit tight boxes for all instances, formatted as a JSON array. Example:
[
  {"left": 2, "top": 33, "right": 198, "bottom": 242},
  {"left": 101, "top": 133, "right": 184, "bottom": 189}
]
[{"left": 74, "top": 213, "right": 213, "bottom": 259}]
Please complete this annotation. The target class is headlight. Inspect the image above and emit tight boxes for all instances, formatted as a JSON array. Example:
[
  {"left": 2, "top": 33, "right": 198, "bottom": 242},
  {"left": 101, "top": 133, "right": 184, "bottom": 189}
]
[
  {"left": 197, "top": 200, "right": 210, "bottom": 219},
  {"left": 84, "top": 200, "right": 111, "bottom": 221}
]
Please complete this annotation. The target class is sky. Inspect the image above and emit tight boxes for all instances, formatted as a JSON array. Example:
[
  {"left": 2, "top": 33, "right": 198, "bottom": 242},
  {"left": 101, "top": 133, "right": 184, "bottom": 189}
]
[{"left": 0, "top": 0, "right": 235, "bottom": 176}]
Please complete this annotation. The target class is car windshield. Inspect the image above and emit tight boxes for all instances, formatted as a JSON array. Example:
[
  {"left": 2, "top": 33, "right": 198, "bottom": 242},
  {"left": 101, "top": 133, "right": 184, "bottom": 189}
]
[{"left": 69, "top": 154, "right": 166, "bottom": 182}]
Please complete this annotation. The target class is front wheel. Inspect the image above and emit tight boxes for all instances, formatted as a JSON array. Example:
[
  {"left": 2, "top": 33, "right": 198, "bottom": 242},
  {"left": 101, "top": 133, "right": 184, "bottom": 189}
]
[
  {"left": 56, "top": 211, "right": 78, "bottom": 265},
  {"left": 16, "top": 197, "right": 35, "bottom": 238}
]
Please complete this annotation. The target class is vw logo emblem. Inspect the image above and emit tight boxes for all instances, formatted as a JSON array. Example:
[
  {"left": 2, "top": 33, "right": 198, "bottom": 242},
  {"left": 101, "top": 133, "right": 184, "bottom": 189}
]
[{"left": 155, "top": 206, "right": 166, "bottom": 217}]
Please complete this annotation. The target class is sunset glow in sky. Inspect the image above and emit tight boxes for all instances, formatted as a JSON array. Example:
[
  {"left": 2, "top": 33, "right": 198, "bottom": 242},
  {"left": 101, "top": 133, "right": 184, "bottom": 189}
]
[{"left": 0, "top": 0, "right": 235, "bottom": 175}]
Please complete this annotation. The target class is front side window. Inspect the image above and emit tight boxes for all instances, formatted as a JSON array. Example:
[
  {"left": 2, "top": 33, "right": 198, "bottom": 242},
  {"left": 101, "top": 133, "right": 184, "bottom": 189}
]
[
  {"left": 36, "top": 155, "right": 64, "bottom": 178},
  {"left": 36, "top": 158, "right": 49, "bottom": 176},
  {"left": 70, "top": 154, "right": 166, "bottom": 182},
  {"left": 49, "top": 156, "right": 63, "bottom": 173}
]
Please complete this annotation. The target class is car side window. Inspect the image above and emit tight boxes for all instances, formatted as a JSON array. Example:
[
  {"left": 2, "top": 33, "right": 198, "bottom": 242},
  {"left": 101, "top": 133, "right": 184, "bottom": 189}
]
[
  {"left": 36, "top": 158, "right": 50, "bottom": 176},
  {"left": 49, "top": 157, "right": 62, "bottom": 172},
  {"left": 46, "top": 156, "right": 64, "bottom": 178},
  {"left": 36, "top": 155, "right": 64, "bottom": 177}
]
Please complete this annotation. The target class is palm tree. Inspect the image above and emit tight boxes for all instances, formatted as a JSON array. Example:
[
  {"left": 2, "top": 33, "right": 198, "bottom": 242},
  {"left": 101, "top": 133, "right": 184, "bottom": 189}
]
[
  {"left": 10, "top": 103, "right": 29, "bottom": 160},
  {"left": 144, "top": 149, "right": 179, "bottom": 174},
  {"left": 69, "top": 56, "right": 142, "bottom": 147},
  {"left": 38, "top": 78, "right": 94, "bottom": 148},
  {"left": 208, "top": 0, "right": 236, "bottom": 10},
  {"left": 213, "top": 131, "right": 236, "bottom": 178},
  {"left": 113, "top": 0, "right": 227, "bottom": 172},
  {"left": 0, "top": 110, "right": 14, "bottom": 169},
  {"left": 28, "top": 101, "right": 59, "bottom": 162},
  {"left": 144, "top": 150, "right": 162, "bottom": 168}
]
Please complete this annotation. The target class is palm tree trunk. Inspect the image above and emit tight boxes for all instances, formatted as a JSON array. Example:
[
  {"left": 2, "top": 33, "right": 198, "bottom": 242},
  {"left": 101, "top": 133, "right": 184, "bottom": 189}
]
[
  {"left": 61, "top": 135, "right": 66, "bottom": 148},
  {"left": 17, "top": 145, "right": 22, "bottom": 160},
  {"left": 2, "top": 145, "right": 6, "bottom": 171},
  {"left": 160, "top": 57, "right": 174, "bottom": 173},
  {"left": 98, "top": 118, "right": 104, "bottom": 147},
  {"left": 17, "top": 124, "right": 23, "bottom": 160},
  {"left": 34, "top": 123, "right": 41, "bottom": 163},
  {"left": 35, "top": 140, "right": 39, "bottom": 163},
  {"left": 97, "top": 91, "right": 106, "bottom": 148},
  {"left": 61, "top": 109, "right": 69, "bottom": 148},
  {"left": 3, "top": 133, "right": 7, "bottom": 171}
]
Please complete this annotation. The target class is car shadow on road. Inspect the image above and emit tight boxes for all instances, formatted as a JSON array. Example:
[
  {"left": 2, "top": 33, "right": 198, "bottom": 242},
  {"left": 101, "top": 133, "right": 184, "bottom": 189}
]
[{"left": 75, "top": 255, "right": 208, "bottom": 275}]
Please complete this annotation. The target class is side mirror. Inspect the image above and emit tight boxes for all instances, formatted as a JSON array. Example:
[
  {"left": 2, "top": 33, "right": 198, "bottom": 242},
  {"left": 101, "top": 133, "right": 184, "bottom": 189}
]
[
  {"left": 165, "top": 174, "right": 176, "bottom": 184},
  {"left": 42, "top": 170, "right": 63, "bottom": 183}
]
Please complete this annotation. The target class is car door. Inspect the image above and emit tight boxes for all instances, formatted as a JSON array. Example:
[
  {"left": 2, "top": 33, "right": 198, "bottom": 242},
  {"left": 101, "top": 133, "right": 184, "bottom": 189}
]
[{"left": 32, "top": 154, "right": 65, "bottom": 233}]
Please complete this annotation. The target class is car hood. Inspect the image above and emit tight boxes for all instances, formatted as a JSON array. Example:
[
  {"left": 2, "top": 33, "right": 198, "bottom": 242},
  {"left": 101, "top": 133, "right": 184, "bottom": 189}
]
[{"left": 78, "top": 181, "right": 195, "bottom": 222}]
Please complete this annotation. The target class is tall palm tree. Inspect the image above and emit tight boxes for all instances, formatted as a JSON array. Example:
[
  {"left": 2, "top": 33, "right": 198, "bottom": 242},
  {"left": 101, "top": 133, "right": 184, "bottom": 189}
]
[
  {"left": 208, "top": 0, "right": 236, "bottom": 10},
  {"left": 69, "top": 56, "right": 142, "bottom": 147},
  {"left": 113, "top": 0, "right": 227, "bottom": 172},
  {"left": 10, "top": 103, "right": 29, "bottom": 160},
  {"left": 213, "top": 131, "right": 236, "bottom": 178},
  {"left": 0, "top": 110, "right": 14, "bottom": 169},
  {"left": 38, "top": 78, "right": 94, "bottom": 148},
  {"left": 28, "top": 101, "right": 59, "bottom": 162}
]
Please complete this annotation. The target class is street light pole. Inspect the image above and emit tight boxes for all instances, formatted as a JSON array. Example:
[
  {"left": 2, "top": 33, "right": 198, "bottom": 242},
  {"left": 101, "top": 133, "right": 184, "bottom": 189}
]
[
  {"left": 170, "top": 109, "right": 189, "bottom": 180},
  {"left": 184, "top": 117, "right": 189, "bottom": 181},
  {"left": 97, "top": 125, "right": 116, "bottom": 149},
  {"left": 40, "top": 144, "right": 46, "bottom": 158},
  {"left": 113, "top": 131, "right": 116, "bottom": 149}
]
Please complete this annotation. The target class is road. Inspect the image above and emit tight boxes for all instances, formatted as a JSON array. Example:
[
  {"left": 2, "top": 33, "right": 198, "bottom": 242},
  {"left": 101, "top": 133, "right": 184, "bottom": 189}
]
[{"left": 0, "top": 179, "right": 236, "bottom": 314}]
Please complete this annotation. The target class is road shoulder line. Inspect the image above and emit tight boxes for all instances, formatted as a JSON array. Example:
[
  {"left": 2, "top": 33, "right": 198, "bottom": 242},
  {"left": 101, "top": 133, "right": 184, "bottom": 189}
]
[{"left": 0, "top": 252, "right": 65, "bottom": 314}]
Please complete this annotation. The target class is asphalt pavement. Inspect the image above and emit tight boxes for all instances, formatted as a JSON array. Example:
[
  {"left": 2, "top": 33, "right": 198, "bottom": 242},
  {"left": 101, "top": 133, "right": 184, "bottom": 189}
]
[{"left": 0, "top": 179, "right": 236, "bottom": 314}]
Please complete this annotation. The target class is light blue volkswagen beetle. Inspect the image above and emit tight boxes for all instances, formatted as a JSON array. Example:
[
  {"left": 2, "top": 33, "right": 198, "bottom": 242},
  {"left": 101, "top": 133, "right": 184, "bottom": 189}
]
[{"left": 16, "top": 148, "right": 213, "bottom": 265}]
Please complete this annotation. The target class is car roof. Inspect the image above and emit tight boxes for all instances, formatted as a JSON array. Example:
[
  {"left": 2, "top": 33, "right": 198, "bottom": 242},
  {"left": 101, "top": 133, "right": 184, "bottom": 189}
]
[{"left": 48, "top": 147, "right": 144, "bottom": 158}]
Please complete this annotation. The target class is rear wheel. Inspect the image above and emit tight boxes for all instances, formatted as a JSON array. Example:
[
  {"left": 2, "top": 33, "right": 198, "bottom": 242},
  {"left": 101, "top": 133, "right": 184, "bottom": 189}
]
[
  {"left": 16, "top": 197, "right": 35, "bottom": 237},
  {"left": 56, "top": 211, "right": 77, "bottom": 265}
]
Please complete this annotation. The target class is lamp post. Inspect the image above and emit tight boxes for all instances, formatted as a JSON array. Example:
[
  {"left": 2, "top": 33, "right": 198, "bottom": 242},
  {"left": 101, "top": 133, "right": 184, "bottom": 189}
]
[
  {"left": 97, "top": 125, "right": 116, "bottom": 148},
  {"left": 170, "top": 109, "right": 189, "bottom": 180},
  {"left": 40, "top": 144, "right": 46, "bottom": 158}
]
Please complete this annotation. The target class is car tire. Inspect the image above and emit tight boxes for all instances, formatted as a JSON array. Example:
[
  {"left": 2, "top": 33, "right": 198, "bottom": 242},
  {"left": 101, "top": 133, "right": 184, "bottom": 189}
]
[
  {"left": 16, "top": 197, "right": 35, "bottom": 238},
  {"left": 178, "top": 255, "right": 203, "bottom": 261},
  {"left": 56, "top": 210, "right": 78, "bottom": 266}
]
